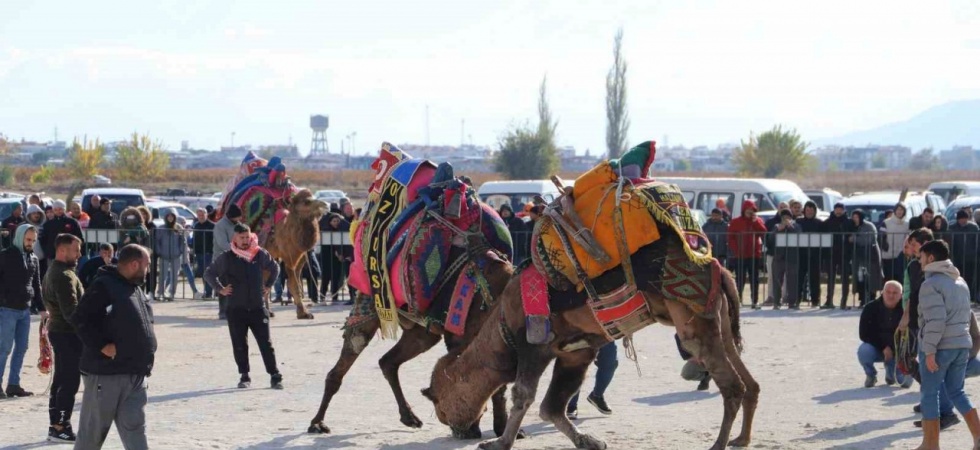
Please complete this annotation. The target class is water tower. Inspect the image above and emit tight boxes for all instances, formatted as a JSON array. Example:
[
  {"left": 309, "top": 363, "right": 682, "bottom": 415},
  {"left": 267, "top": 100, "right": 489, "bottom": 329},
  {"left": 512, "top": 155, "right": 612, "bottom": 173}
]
[{"left": 310, "top": 114, "right": 329, "bottom": 157}]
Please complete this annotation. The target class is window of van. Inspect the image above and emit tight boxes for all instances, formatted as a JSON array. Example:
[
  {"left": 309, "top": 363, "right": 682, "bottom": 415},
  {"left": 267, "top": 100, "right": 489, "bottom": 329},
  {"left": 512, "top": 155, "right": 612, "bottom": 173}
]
[
  {"left": 743, "top": 193, "right": 776, "bottom": 211},
  {"left": 81, "top": 194, "right": 146, "bottom": 217},
  {"left": 480, "top": 193, "right": 554, "bottom": 212},
  {"left": 768, "top": 191, "right": 803, "bottom": 209},
  {"left": 696, "top": 192, "right": 734, "bottom": 214}
]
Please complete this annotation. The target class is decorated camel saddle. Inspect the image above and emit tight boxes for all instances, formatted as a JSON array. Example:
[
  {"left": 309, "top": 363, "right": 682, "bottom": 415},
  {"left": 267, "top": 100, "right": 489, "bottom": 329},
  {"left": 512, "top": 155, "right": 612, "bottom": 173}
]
[
  {"left": 218, "top": 152, "right": 299, "bottom": 246},
  {"left": 348, "top": 143, "right": 513, "bottom": 339},
  {"left": 523, "top": 141, "right": 721, "bottom": 343}
]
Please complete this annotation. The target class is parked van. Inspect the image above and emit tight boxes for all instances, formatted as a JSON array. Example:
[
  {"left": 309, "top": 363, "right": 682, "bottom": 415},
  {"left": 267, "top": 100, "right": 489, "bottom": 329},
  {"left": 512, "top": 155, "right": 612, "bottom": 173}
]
[
  {"left": 477, "top": 180, "right": 562, "bottom": 212},
  {"left": 927, "top": 181, "right": 980, "bottom": 204},
  {"left": 81, "top": 188, "right": 147, "bottom": 217},
  {"left": 656, "top": 177, "right": 811, "bottom": 219},
  {"left": 804, "top": 188, "right": 844, "bottom": 212},
  {"left": 841, "top": 192, "right": 929, "bottom": 224}
]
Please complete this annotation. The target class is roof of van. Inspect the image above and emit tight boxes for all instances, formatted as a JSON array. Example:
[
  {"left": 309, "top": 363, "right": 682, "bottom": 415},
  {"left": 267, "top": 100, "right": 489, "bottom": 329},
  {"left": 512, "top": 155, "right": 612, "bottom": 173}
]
[
  {"left": 927, "top": 181, "right": 980, "bottom": 188},
  {"left": 656, "top": 177, "right": 804, "bottom": 190},
  {"left": 841, "top": 192, "right": 927, "bottom": 205},
  {"left": 81, "top": 188, "right": 146, "bottom": 196},
  {"left": 477, "top": 180, "right": 561, "bottom": 194}
]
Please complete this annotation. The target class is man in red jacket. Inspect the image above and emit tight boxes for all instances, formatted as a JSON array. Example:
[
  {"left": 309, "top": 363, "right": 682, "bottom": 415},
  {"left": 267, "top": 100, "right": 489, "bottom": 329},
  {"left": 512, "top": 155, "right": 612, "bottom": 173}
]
[{"left": 727, "top": 200, "right": 768, "bottom": 309}]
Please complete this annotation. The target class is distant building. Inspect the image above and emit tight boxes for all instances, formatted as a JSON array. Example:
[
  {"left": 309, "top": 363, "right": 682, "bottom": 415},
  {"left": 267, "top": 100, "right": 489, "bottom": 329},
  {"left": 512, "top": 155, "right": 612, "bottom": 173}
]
[
  {"left": 814, "top": 145, "right": 912, "bottom": 171},
  {"left": 939, "top": 146, "right": 980, "bottom": 170}
]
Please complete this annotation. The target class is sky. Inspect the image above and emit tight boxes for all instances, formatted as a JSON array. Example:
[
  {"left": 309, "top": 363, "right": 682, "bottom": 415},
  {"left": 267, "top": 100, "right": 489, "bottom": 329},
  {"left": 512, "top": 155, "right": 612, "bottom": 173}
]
[{"left": 2, "top": 0, "right": 979, "bottom": 156}]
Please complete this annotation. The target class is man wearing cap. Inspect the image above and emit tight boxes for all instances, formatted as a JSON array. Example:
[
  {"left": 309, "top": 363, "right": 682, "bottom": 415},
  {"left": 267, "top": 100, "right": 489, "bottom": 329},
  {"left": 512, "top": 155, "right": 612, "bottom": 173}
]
[
  {"left": 39, "top": 200, "right": 84, "bottom": 268},
  {"left": 88, "top": 198, "right": 117, "bottom": 230},
  {"left": 213, "top": 204, "right": 243, "bottom": 319}
]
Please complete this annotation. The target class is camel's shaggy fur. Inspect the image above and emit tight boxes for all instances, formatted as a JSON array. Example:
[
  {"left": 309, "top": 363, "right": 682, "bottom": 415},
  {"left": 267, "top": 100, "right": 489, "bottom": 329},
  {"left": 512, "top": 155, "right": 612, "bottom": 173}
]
[{"left": 264, "top": 189, "right": 327, "bottom": 319}]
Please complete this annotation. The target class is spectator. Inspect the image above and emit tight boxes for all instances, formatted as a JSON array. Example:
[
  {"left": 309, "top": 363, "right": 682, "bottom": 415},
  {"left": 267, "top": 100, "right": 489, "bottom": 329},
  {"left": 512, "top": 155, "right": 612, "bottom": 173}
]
[
  {"left": 931, "top": 215, "right": 950, "bottom": 245},
  {"left": 727, "top": 200, "right": 767, "bottom": 309},
  {"left": 914, "top": 240, "right": 980, "bottom": 449},
  {"left": 118, "top": 207, "right": 149, "bottom": 248},
  {"left": 1, "top": 202, "right": 25, "bottom": 249},
  {"left": 153, "top": 209, "right": 185, "bottom": 302},
  {"left": 68, "top": 202, "right": 90, "bottom": 228},
  {"left": 204, "top": 224, "right": 284, "bottom": 390},
  {"left": 28, "top": 194, "right": 42, "bottom": 207},
  {"left": 339, "top": 198, "right": 356, "bottom": 223},
  {"left": 0, "top": 224, "right": 44, "bottom": 398},
  {"left": 567, "top": 342, "right": 617, "bottom": 419},
  {"left": 877, "top": 210, "right": 894, "bottom": 230},
  {"left": 789, "top": 199, "right": 803, "bottom": 219},
  {"left": 319, "top": 213, "right": 353, "bottom": 303},
  {"left": 499, "top": 204, "right": 528, "bottom": 264},
  {"left": 77, "top": 243, "right": 116, "bottom": 289},
  {"left": 192, "top": 208, "right": 215, "bottom": 299},
  {"left": 881, "top": 203, "right": 910, "bottom": 284},
  {"left": 850, "top": 210, "right": 884, "bottom": 308},
  {"left": 763, "top": 202, "right": 788, "bottom": 307},
  {"left": 702, "top": 208, "right": 729, "bottom": 267},
  {"left": 176, "top": 216, "right": 202, "bottom": 299},
  {"left": 41, "top": 234, "right": 85, "bottom": 443},
  {"left": 84, "top": 195, "right": 101, "bottom": 217},
  {"left": 213, "top": 204, "right": 243, "bottom": 319},
  {"left": 714, "top": 198, "right": 731, "bottom": 222},
  {"left": 39, "top": 200, "right": 84, "bottom": 269},
  {"left": 770, "top": 209, "right": 801, "bottom": 310},
  {"left": 45, "top": 205, "right": 54, "bottom": 222},
  {"left": 25, "top": 205, "right": 46, "bottom": 278},
  {"left": 797, "top": 201, "right": 823, "bottom": 307},
  {"left": 87, "top": 198, "right": 117, "bottom": 230},
  {"left": 899, "top": 229, "right": 935, "bottom": 382},
  {"left": 910, "top": 208, "right": 935, "bottom": 231},
  {"left": 948, "top": 210, "right": 980, "bottom": 302},
  {"left": 858, "top": 281, "right": 908, "bottom": 388},
  {"left": 675, "top": 334, "right": 711, "bottom": 391},
  {"left": 71, "top": 244, "right": 156, "bottom": 450},
  {"left": 973, "top": 210, "right": 980, "bottom": 226}
]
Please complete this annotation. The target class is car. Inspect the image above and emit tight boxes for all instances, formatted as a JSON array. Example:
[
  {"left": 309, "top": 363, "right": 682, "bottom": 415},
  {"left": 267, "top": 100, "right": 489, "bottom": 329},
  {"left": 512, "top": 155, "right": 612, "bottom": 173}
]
[
  {"left": 804, "top": 188, "right": 844, "bottom": 212},
  {"left": 927, "top": 181, "right": 980, "bottom": 204},
  {"left": 841, "top": 192, "right": 929, "bottom": 224},
  {"left": 0, "top": 198, "right": 22, "bottom": 222},
  {"left": 81, "top": 188, "right": 147, "bottom": 217},
  {"left": 147, "top": 200, "right": 197, "bottom": 228},
  {"left": 656, "top": 177, "right": 821, "bottom": 221},
  {"left": 477, "top": 180, "right": 562, "bottom": 212},
  {"left": 944, "top": 196, "right": 980, "bottom": 223},
  {"left": 92, "top": 174, "right": 112, "bottom": 186},
  {"left": 314, "top": 189, "right": 348, "bottom": 204}
]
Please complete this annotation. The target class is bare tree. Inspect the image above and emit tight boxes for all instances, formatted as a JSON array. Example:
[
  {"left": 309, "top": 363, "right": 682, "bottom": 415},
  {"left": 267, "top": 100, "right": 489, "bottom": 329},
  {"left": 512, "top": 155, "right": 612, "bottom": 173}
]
[
  {"left": 537, "top": 75, "right": 557, "bottom": 143},
  {"left": 606, "top": 28, "right": 629, "bottom": 160}
]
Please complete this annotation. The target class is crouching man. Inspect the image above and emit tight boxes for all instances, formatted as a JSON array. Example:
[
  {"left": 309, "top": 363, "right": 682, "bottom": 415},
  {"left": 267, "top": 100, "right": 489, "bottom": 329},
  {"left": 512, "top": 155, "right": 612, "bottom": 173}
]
[{"left": 858, "top": 281, "right": 908, "bottom": 388}]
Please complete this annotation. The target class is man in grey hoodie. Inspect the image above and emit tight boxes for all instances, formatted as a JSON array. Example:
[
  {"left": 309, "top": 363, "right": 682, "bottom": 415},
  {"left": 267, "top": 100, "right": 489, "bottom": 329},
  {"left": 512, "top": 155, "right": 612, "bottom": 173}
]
[
  {"left": 153, "top": 209, "right": 186, "bottom": 302},
  {"left": 915, "top": 240, "right": 980, "bottom": 449}
]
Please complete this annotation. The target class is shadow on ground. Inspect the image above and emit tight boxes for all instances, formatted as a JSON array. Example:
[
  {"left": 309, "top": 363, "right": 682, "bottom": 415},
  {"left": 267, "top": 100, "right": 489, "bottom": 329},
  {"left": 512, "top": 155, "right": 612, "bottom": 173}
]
[{"left": 633, "top": 390, "right": 719, "bottom": 406}]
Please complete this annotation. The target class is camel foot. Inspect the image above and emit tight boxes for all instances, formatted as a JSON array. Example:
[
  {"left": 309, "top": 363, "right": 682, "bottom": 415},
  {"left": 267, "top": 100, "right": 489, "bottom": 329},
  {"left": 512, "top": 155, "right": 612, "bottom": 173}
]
[
  {"left": 496, "top": 428, "right": 526, "bottom": 439},
  {"left": 307, "top": 422, "right": 330, "bottom": 434},
  {"left": 296, "top": 312, "right": 315, "bottom": 320},
  {"left": 452, "top": 423, "right": 483, "bottom": 440},
  {"left": 729, "top": 434, "right": 750, "bottom": 447},
  {"left": 477, "top": 438, "right": 512, "bottom": 450},
  {"left": 573, "top": 434, "right": 607, "bottom": 450},
  {"left": 399, "top": 409, "right": 423, "bottom": 429}
]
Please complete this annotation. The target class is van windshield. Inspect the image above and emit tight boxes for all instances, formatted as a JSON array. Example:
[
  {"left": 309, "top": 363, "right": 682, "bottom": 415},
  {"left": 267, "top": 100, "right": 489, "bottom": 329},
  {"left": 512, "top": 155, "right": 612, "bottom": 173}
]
[{"left": 84, "top": 194, "right": 145, "bottom": 217}]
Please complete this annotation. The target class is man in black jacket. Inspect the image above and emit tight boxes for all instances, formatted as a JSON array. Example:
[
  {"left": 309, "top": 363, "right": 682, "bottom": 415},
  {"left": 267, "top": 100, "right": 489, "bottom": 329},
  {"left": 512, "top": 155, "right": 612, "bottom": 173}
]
[
  {"left": 857, "top": 281, "right": 906, "bottom": 387},
  {"left": 77, "top": 243, "right": 117, "bottom": 289},
  {"left": 822, "top": 202, "right": 852, "bottom": 309},
  {"left": 71, "top": 244, "right": 155, "bottom": 450},
  {"left": 0, "top": 224, "right": 43, "bottom": 398},
  {"left": 87, "top": 198, "right": 117, "bottom": 230},
  {"left": 909, "top": 208, "right": 935, "bottom": 231},
  {"left": 192, "top": 208, "right": 215, "bottom": 299},
  {"left": 39, "top": 200, "right": 84, "bottom": 266},
  {"left": 204, "top": 224, "right": 283, "bottom": 389},
  {"left": 1, "top": 202, "right": 25, "bottom": 248},
  {"left": 797, "top": 201, "right": 824, "bottom": 307}
]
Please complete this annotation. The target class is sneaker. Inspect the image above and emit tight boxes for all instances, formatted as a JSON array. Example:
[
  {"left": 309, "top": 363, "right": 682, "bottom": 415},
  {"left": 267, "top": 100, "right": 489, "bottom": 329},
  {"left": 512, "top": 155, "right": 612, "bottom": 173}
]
[
  {"left": 587, "top": 393, "right": 612, "bottom": 415},
  {"left": 193, "top": 292, "right": 204, "bottom": 300},
  {"left": 773, "top": 305, "right": 781, "bottom": 310},
  {"left": 751, "top": 304, "right": 761, "bottom": 310},
  {"left": 864, "top": 374, "right": 877, "bottom": 388},
  {"left": 914, "top": 414, "right": 960, "bottom": 430},
  {"left": 819, "top": 303, "right": 835, "bottom": 310},
  {"left": 47, "top": 425, "right": 76, "bottom": 443},
  {"left": 885, "top": 374, "right": 896, "bottom": 386},
  {"left": 271, "top": 373, "right": 284, "bottom": 390},
  {"left": 697, "top": 375, "right": 711, "bottom": 391},
  {"left": 914, "top": 404, "right": 922, "bottom": 413},
  {"left": 567, "top": 409, "right": 578, "bottom": 420},
  {"left": 238, "top": 375, "right": 251, "bottom": 389},
  {"left": 5, "top": 385, "right": 34, "bottom": 397},
  {"left": 900, "top": 376, "right": 914, "bottom": 389}
]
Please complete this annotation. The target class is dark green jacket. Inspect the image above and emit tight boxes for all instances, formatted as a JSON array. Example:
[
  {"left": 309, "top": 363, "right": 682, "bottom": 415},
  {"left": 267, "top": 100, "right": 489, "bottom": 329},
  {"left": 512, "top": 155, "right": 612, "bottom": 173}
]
[{"left": 43, "top": 259, "right": 84, "bottom": 333}]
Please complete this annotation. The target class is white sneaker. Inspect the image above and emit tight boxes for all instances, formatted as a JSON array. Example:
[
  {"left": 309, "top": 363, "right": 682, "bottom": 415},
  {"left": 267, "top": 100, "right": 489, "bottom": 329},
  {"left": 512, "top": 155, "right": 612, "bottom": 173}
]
[{"left": 193, "top": 292, "right": 204, "bottom": 299}]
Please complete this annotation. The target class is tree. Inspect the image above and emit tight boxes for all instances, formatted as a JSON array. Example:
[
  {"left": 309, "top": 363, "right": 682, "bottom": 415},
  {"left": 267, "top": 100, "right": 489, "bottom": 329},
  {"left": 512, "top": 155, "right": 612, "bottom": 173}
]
[
  {"left": 909, "top": 148, "right": 940, "bottom": 171},
  {"left": 0, "top": 133, "right": 8, "bottom": 155},
  {"left": 66, "top": 138, "right": 106, "bottom": 179},
  {"left": 732, "top": 125, "right": 810, "bottom": 178},
  {"left": 114, "top": 132, "right": 170, "bottom": 181},
  {"left": 30, "top": 165, "right": 54, "bottom": 184},
  {"left": 494, "top": 125, "right": 559, "bottom": 180},
  {"left": 537, "top": 76, "right": 557, "bottom": 143},
  {"left": 605, "top": 28, "right": 629, "bottom": 160},
  {"left": 675, "top": 159, "right": 691, "bottom": 172}
]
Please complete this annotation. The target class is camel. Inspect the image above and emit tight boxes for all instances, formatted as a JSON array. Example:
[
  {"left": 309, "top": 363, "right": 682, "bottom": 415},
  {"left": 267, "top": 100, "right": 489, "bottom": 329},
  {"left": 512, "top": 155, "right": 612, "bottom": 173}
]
[
  {"left": 306, "top": 241, "right": 523, "bottom": 438},
  {"left": 264, "top": 189, "right": 328, "bottom": 320},
  {"left": 422, "top": 232, "right": 760, "bottom": 450}
]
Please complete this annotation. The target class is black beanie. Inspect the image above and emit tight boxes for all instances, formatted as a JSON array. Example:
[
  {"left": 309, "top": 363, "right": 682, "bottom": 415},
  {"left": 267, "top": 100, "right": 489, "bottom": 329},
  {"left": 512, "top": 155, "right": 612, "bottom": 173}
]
[
  {"left": 957, "top": 210, "right": 970, "bottom": 221},
  {"left": 227, "top": 204, "right": 243, "bottom": 219}
]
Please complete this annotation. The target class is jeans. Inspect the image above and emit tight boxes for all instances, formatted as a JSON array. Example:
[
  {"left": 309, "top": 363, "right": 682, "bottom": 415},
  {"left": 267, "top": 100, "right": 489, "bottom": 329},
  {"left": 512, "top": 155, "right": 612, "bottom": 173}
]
[
  {"left": 857, "top": 342, "right": 904, "bottom": 382},
  {"left": 568, "top": 342, "right": 618, "bottom": 411},
  {"left": 181, "top": 256, "right": 198, "bottom": 295},
  {"left": 196, "top": 253, "right": 213, "bottom": 296},
  {"left": 919, "top": 349, "right": 973, "bottom": 420},
  {"left": 227, "top": 308, "right": 279, "bottom": 376},
  {"left": 156, "top": 258, "right": 180, "bottom": 298},
  {"left": 0, "top": 307, "right": 31, "bottom": 386}
]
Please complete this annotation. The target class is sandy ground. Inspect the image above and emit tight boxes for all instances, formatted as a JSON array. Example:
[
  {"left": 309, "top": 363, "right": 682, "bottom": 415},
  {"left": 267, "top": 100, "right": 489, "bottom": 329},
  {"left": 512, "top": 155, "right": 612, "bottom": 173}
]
[{"left": 3, "top": 298, "right": 980, "bottom": 450}]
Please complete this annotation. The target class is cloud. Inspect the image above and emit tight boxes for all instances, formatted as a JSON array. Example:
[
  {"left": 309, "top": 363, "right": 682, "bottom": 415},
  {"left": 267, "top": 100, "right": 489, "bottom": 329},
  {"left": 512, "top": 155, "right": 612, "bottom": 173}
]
[{"left": 224, "top": 25, "right": 272, "bottom": 39}]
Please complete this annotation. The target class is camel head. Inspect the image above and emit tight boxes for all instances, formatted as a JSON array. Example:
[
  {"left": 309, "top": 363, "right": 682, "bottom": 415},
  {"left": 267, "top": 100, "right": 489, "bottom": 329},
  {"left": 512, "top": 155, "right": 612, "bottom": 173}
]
[
  {"left": 286, "top": 189, "right": 328, "bottom": 219},
  {"left": 421, "top": 354, "right": 486, "bottom": 439}
]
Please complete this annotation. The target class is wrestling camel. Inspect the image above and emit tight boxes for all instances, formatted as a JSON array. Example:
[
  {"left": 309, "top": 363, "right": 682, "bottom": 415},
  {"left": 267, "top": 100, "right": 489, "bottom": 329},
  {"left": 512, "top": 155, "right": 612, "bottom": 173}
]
[
  {"left": 423, "top": 233, "right": 760, "bottom": 450},
  {"left": 265, "top": 189, "right": 327, "bottom": 320}
]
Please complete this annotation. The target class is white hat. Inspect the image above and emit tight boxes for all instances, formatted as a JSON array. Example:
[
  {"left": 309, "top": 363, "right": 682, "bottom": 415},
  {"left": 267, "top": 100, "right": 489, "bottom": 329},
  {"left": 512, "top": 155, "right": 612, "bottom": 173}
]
[{"left": 52, "top": 200, "right": 66, "bottom": 209}]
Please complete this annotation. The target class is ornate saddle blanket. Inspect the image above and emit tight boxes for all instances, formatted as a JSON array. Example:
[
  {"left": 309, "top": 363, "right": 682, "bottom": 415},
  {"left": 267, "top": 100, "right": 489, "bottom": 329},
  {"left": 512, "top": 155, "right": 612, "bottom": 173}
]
[
  {"left": 349, "top": 143, "right": 513, "bottom": 339},
  {"left": 218, "top": 152, "right": 298, "bottom": 246}
]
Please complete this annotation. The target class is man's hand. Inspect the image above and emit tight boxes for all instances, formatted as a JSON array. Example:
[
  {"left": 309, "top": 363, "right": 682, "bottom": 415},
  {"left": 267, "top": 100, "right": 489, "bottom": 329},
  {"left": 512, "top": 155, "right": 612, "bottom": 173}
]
[
  {"left": 848, "top": 236, "right": 855, "bottom": 243},
  {"left": 101, "top": 343, "right": 117, "bottom": 359},
  {"left": 898, "top": 314, "right": 909, "bottom": 331},
  {"left": 926, "top": 353, "right": 939, "bottom": 372},
  {"left": 263, "top": 287, "right": 271, "bottom": 298},
  {"left": 220, "top": 285, "right": 233, "bottom": 297},
  {"left": 883, "top": 347, "right": 893, "bottom": 362}
]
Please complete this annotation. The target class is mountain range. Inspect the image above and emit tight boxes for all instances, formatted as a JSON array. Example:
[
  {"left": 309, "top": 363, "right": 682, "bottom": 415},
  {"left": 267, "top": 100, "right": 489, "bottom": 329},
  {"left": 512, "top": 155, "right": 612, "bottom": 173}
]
[{"left": 814, "top": 99, "right": 980, "bottom": 150}]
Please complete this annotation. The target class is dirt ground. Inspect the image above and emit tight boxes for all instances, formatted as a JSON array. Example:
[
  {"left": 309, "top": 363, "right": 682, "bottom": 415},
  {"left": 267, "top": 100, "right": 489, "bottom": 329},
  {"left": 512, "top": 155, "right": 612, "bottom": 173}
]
[{"left": 2, "top": 299, "right": 980, "bottom": 450}]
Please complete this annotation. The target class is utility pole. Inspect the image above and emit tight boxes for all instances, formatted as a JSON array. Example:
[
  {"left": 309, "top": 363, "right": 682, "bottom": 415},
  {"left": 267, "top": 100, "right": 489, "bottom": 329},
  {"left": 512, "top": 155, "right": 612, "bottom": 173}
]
[
  {"left": 460, "top": 119, "right": 465, "bottom": 150},
  {"left": 231, "top": 132, "right": 236, "bottom": 149},
  {"left": 425, "top": 104, "right": 430, "bottom": 147}
]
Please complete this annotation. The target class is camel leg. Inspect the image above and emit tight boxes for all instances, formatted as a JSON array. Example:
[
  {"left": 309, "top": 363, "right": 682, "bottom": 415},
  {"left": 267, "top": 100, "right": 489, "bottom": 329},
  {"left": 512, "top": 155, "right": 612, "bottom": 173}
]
[
  {"left": 720, "top": 301, "right": 759, "bottom": 447},
  {"left": 666, "top": 299, "right": 745, "bottom": 450},
  {"left": 490, "top": 387, "right": 528, "bottom": 440},
  {"left": 308, "top": 310, "right": 379, "bottom": 433},
  {"left": 478, "top": 346, "right": 554, "bottom": 450},
  {"left": 379, "top": 325, "right": 441, "bottom": 429},
  {"left": 539, "top": 348, "right": 606, "bottom": 450},
  {"left": 287, "top": 257, "right": 314, "bottom": 319}
]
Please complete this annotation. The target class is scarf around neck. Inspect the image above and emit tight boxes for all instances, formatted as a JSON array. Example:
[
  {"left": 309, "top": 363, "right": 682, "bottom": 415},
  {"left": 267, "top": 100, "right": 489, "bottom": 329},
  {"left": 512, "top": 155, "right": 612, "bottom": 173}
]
[{"left": 231, "top": 233, "right": 260, "bottom": 262}]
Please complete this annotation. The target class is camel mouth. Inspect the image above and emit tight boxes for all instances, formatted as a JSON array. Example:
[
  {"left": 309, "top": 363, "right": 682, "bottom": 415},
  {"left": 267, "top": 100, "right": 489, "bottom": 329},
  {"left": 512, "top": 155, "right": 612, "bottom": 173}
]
[{"left": 450, "top": 423, "right": 482, "bottom": 440}]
